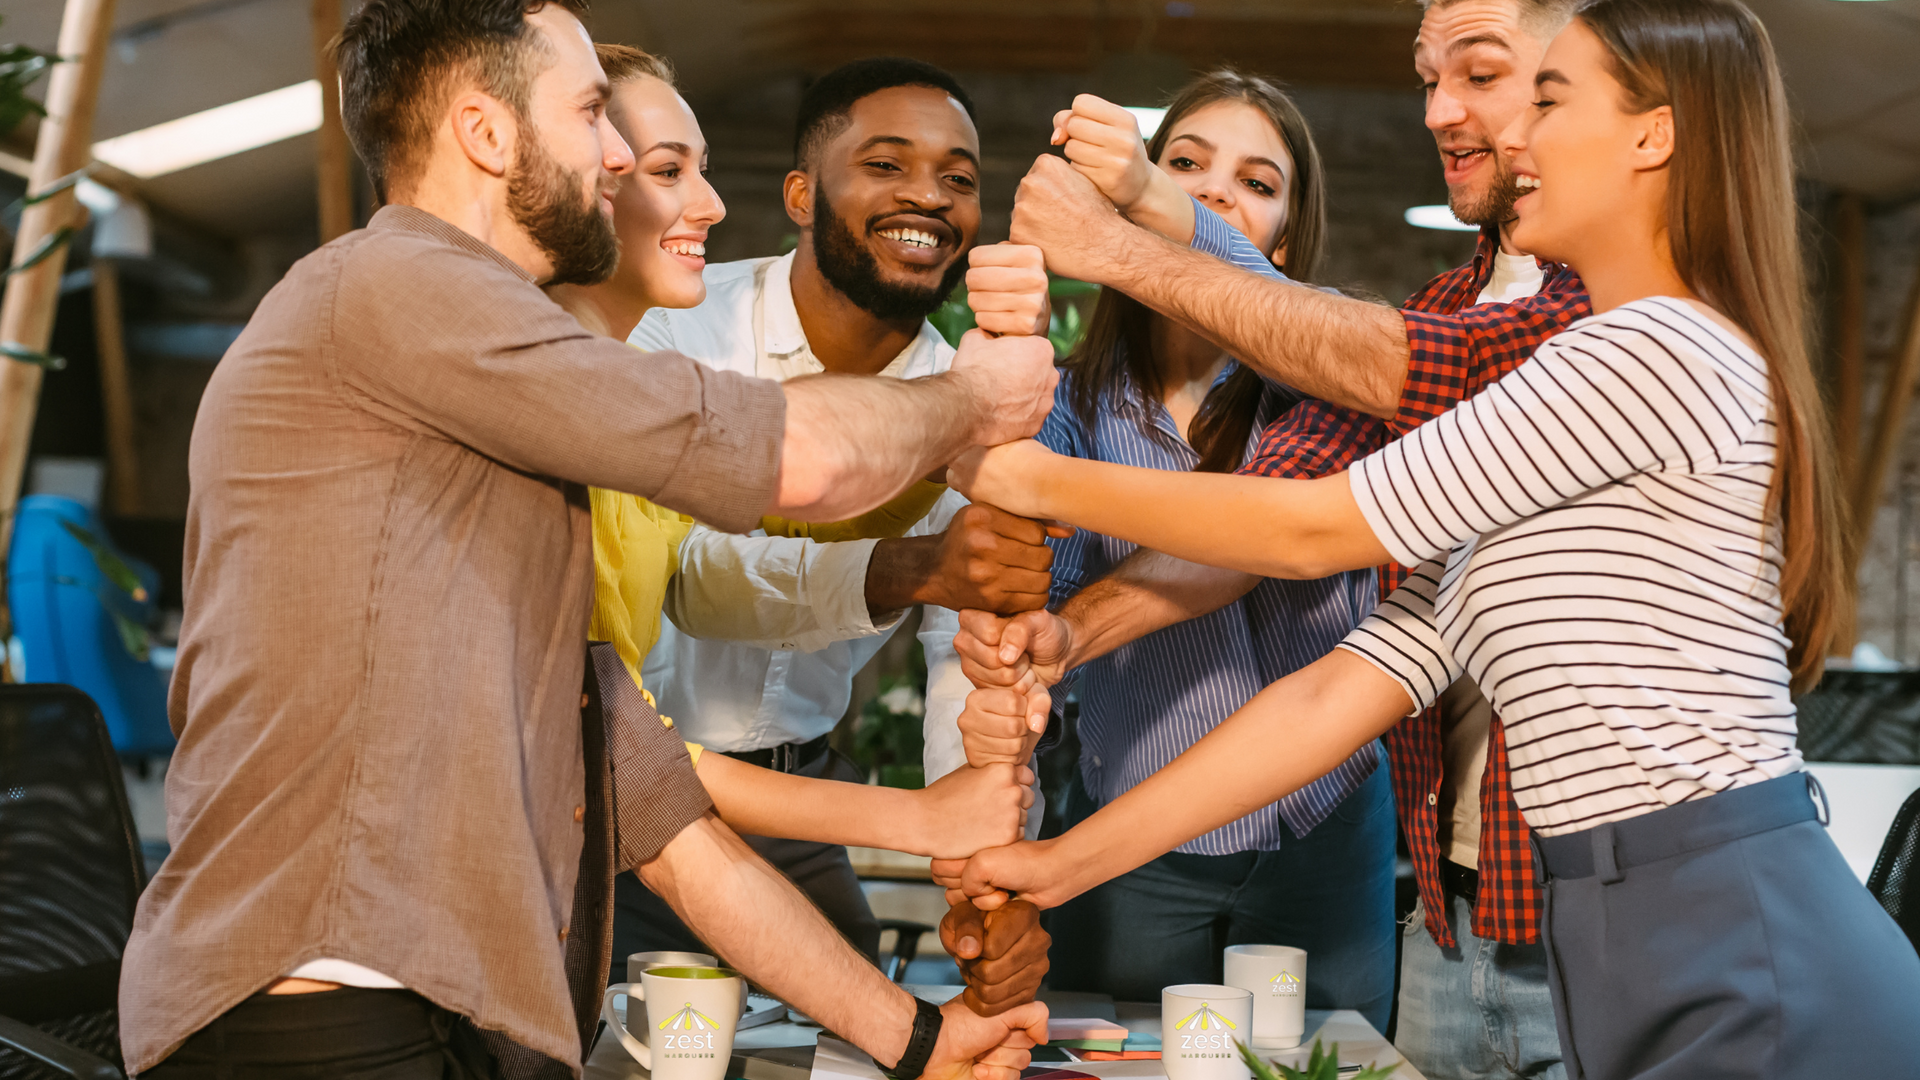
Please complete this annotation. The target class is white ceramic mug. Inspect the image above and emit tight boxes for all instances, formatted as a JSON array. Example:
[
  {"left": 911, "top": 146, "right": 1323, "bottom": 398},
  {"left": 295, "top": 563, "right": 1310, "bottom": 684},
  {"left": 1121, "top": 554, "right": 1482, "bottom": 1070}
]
[
  {"left": 1162, "top": 984, "right": 1253, "bottom": 1080},
  {"left": 599, "top": 965, "right": 742, "bottom": 1080},
  {"left": 1223, "top": 945, "right": 1307, "bottom": 1049}
]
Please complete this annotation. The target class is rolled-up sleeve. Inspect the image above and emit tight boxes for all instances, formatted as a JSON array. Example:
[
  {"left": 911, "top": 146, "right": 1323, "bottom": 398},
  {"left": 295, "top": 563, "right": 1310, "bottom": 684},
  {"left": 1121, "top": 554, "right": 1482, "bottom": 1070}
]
[
  {"left": 589, "top": 644, "right": 713, "bottom": 869},
  {"left": 1335, "top": 557, "right": 1461, "bottom": 715},
  {"left": 329, "top": 227, "right": 783, "bottom": 533},
  {"left": 664, "top": 528, "right": 898, "bottom": 651}
]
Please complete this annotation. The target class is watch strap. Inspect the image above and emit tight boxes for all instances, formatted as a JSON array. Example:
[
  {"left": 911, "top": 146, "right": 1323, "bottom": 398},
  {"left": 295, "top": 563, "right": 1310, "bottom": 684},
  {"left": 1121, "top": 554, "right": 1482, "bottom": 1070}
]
[{"left": 884, "top": 995, "right": 944, "bottom": 1080}]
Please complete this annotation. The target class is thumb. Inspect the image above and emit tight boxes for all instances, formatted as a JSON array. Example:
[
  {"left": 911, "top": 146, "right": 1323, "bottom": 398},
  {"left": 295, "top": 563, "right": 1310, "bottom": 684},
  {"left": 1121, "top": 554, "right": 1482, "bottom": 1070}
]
[
  {"left": 941, "top": 901, "right": 986, "bottom": 960},
  {"left": 1000, "top": 1001, "right": 1050, "bottom": 1045}
]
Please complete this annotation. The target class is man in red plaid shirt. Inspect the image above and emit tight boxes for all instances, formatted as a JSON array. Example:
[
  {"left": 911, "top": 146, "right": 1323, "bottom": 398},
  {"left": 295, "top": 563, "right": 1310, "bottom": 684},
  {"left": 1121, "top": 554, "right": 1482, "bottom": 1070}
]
[{"left": 956, "top": 1, "right": 1595, "bottom": 1076}]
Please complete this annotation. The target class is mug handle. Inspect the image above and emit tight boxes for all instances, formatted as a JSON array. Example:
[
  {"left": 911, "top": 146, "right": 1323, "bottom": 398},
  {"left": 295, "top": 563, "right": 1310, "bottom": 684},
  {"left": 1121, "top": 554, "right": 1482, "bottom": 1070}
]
[{"left": 601, "top": 983, "right": 652, "bottom": 1070}]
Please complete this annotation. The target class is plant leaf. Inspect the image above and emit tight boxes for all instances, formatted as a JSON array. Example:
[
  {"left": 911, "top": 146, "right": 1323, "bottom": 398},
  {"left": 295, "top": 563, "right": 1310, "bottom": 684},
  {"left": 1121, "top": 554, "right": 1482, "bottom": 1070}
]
[
  {"left": 4, "top": 225, "right": 74, "bottom": 276},
  {"left": 21, "top": 165, "right": 91, "bottom": 206},
  {"left": 58, "top": 519, "right": 150, "bottom": 602},
  {"left": 0, "top": 341, "right": 66, "bottom": 369},
  {"left": 109, "top": 607, "right": 151, "bottom": 663}
]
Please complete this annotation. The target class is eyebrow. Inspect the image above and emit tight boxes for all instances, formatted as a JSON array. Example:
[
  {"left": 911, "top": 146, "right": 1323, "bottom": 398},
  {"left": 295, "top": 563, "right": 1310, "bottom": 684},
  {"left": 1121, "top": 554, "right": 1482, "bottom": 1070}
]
[
  {"left": 1449, "top": 33, "right": 1515, "bottom": 57},
  {"left": 855, "top": 134, "right": 981, "bottom": 167},
  {"left": 640, "top": 140, "right": 694, "bottom": 156},
  {"left": 1536, "top": 68, "right": 1570, "bottom": 87}
]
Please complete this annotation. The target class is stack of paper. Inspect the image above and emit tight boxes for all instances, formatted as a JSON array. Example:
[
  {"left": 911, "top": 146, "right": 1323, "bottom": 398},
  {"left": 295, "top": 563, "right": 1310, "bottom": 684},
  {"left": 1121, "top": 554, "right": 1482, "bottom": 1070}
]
[{"left": 1047, "top": 1020, "right": 1161, "bottom": 1059}]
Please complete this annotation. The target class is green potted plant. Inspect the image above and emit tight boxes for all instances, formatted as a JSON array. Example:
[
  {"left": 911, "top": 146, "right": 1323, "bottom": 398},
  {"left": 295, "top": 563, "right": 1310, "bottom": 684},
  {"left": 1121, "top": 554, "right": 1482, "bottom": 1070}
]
[{"left": 1238, "top": 1037, "right": 1400, "bottom": 1080}]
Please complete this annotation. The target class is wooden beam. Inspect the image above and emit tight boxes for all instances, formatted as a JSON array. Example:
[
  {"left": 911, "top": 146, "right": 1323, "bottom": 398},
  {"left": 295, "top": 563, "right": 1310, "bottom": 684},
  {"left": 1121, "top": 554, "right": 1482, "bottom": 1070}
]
[
  {"left": 0, "top": 0, "right": 118, "bottom": 546},
  {"left": 1833, "top": 193, "right": 1866, "bottom": 489},
  {"left": 313, "top": 0, "right": 353, "bottom": 243},
  {"left": 1851, "top": 247, "right": 1920, "bottom": 572},
  {"left": 91, "top": 258, "right": 139, "bottom": 516}
]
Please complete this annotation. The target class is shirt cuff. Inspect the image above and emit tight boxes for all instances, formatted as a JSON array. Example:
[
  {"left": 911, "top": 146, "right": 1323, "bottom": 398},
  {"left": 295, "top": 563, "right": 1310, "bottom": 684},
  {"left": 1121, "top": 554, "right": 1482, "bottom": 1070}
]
[
  {"left": 592, "top": 644, "right": 713, "bottom": 869},
  {"left": 1190, "top": 196, "right": 1236, "bottom": 261},
  {"left": 1348, "top": 454, "right": 1429, "bottom": 569},
  {"left": 805, "top": 537, "right": 904, "bottom": 640}
]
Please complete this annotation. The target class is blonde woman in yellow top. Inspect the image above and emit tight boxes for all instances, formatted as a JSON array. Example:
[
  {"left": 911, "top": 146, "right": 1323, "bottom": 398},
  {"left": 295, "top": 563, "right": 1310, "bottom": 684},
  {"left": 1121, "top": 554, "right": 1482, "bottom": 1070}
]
[{"left": 545, "top": 44, "right": 1031, "bottom": 862}]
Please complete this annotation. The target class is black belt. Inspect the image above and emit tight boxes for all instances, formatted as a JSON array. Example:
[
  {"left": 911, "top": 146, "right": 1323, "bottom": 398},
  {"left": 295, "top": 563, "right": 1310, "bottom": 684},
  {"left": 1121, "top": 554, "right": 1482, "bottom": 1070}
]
[
  {"left": 1533, "top": 773, "right": 1823, "bottom": 884},
  {"left": 720, "top": 734, "right": 833, "bottom": 774},
  {"left": 1440, "top": 858, "right": 1479, "bottom": 907}
]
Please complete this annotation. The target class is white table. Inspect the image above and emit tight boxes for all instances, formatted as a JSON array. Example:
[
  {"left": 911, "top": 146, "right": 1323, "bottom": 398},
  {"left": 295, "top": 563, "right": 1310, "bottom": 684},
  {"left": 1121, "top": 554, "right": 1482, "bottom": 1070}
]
[{"left": 588, "top": 998, "right": 1427, "bottom": 1080}]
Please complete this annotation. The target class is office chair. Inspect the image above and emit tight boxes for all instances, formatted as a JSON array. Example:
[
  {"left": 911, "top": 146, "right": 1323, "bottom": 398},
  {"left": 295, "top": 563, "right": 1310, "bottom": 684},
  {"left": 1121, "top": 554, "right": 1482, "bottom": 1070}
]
[
  {"left": 1866, "top": 786, "right": 1920, "bottom": 955},
  {"left": 0, "top": 684, "right": 143, "bottom": 1079}
]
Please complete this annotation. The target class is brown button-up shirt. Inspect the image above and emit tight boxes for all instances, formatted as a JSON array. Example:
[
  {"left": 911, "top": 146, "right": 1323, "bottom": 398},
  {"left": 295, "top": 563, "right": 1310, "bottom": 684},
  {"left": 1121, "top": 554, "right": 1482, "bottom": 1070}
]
[{"left": 120, "top": 206, "right": 784, "bottom": 1075}]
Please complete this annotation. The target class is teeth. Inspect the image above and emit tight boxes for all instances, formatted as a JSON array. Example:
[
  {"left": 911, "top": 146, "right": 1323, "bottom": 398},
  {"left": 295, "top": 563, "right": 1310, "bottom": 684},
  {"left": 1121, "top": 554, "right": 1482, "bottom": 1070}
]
[
  {"left": 663, "top": 240, "right": 706, "bottom": 257},
  {"left": 879, "top": 228, "right": 939, "bottom": 249},
  {"left": 1515, "top": 175, "right": 1541, "bottom": 190}
]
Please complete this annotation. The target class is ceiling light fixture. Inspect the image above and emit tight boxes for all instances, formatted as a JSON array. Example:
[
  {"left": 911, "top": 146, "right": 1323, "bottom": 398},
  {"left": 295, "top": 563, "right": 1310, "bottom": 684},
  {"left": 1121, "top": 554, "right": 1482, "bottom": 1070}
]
[
  {"left": 1403, "top": 204, "right": 1480, "bottom": 232},
  {"left": 92, "top": 80, "right": 322, "bottom": 179}
]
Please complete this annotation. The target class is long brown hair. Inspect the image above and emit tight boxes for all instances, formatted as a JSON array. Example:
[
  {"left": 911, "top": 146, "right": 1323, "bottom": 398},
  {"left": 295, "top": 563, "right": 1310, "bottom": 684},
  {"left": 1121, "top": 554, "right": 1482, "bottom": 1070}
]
[
  {"left": 1060, "top": 69, "right": 1328, "bottom": 472},
  {"left": 1577, "top": 0, "right": 1847, "bottom": 691}
]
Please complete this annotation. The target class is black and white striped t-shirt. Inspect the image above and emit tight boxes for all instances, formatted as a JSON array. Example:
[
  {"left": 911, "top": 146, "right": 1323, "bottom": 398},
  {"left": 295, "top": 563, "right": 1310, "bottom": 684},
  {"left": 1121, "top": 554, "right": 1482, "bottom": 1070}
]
[{"left": 1338, "top": 297, "right": 1802, "bottom": 837}]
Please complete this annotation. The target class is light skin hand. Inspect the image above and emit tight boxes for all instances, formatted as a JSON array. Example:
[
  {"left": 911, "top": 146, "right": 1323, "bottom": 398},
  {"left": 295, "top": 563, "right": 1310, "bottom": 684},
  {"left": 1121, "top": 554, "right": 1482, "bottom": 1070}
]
[
  {"left": 948, "top": 439, "right": 1390, "bottom": 580},
  {"left": 966, "top": 243, "right": 1052, "bottom": 338},
  {"left": 1007, "top": 154, "right": 1138, "bottom": 286},
  {"left": 957, "top": 686, "right": 1045, "bottom": 769},
  {"left": 640, "top": 814, "right": 1047, "bottom": 1080},
  {"left": 945, "top": 649, "right": 1413, "bottom": 912},
  {"left": 1049, "top": 94, "right": 1195, "bottom": 243},
  {"left": 774, "top": 330, "right": 1056, "bottom": 521},
  {"left": 909, "top": 762, "right": 1036, "bottom": 860}
]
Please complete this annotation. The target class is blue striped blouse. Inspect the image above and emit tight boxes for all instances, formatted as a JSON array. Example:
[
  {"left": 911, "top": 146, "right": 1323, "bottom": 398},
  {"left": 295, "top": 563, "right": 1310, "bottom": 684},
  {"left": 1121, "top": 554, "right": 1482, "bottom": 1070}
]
[{"left": 1039, "top": 203, "right": 1383, "bottom": 853}]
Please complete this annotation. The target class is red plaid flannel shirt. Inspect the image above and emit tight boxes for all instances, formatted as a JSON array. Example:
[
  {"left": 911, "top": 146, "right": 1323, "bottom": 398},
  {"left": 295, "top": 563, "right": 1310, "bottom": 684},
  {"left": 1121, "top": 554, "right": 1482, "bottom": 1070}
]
[{"left": 1235, "top": 228, "right": 1590, "bottom": 947}]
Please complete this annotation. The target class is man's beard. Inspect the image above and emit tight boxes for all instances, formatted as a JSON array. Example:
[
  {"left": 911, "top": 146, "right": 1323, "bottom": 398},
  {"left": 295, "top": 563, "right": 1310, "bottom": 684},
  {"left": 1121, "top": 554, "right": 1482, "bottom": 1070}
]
[
  {"left": 508, "top": 132, "right": 619, "bottom": 287},
  {"left": 812, "top": 192, "right": 966, "bottom": 322},
  {"left": 1448, "top": 151, "right": 1523, "bottom": 229}
]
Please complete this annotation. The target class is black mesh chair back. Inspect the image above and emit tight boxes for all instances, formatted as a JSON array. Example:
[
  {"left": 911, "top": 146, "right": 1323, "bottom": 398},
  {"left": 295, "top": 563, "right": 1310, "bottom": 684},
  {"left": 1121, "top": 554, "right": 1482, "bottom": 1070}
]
[
  {"left": 0, "top": 685, "right": 145, "bottom": 1079},
  {"left": 1867, "top": 786, "right": 1920, "bottom": 956}
]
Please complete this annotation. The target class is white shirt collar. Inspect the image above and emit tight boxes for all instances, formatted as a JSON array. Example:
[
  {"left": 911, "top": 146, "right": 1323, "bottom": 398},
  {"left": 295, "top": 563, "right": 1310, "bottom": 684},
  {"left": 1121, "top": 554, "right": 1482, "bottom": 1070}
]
[{"left": 756, "top": 250, "right": 953, "bottom": 381}]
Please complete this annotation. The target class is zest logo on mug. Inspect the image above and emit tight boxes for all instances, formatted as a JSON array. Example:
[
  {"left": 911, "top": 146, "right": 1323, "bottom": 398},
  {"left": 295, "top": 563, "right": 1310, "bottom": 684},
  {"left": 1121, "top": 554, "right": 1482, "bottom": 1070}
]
[{"left": 1161, "top": 985, "right": 1252, "bottom": 1080}]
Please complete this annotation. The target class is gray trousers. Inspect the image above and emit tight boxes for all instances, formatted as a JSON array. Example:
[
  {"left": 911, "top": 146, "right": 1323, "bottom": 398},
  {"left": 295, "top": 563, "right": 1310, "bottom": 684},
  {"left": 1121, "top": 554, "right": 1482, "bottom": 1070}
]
[
  {"left": 1535, "top": 773, "right": 1920, "bottom": 1080},
  {"left": 608, "top": 748, "right": 881, "bottom": 976}
]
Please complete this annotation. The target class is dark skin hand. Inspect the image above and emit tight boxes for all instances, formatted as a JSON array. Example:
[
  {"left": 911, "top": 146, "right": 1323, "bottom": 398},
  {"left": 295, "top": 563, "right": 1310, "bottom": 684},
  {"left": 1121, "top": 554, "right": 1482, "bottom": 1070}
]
[
  {"left": 866, "top": 503, "right": 1072, "bottom": 616},
  {"left": 783, "top": 85, "right": 983, "bottom": 376},
  {"left": 941, "top": 898, "right": 1050, "bottom": 1016}
]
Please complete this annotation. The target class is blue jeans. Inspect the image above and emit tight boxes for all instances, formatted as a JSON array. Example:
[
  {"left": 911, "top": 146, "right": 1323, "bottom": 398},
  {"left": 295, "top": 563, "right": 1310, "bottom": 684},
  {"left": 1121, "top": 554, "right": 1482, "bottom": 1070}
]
[
  {"left": 1046, "top": 763, "right": 1396, "bottom": 1030},
  {"left": 1396, "top": 892, "right": 1565, "bottom": 1080}
]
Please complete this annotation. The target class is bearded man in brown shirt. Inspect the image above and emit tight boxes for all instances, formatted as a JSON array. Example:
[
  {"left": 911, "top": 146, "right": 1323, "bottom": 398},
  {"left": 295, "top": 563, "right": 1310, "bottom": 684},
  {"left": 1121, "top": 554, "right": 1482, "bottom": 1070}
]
[{"left": 120, "top": 2, "right": 1055, "bottom": 1077}]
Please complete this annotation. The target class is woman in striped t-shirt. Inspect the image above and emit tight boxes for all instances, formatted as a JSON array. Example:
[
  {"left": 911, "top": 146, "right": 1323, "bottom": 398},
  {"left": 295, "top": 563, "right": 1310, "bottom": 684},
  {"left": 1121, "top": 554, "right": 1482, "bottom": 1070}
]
[{"left": 940, "top": 0, "right": 1920, "bottom": 1074}]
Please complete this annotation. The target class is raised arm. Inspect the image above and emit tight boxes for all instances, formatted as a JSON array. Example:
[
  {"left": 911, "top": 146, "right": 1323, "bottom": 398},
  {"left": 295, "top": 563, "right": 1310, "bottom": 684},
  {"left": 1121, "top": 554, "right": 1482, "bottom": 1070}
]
[{"left": 1009, "top": 154, "right": 1408, "bottom": 418}]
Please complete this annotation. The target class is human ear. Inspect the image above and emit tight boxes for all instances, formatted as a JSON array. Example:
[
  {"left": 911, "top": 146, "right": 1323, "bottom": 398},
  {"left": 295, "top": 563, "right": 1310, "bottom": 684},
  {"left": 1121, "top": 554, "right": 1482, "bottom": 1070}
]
[
  {"left": 782, "top": 170, "right": 814, "bottom": 228},
  {"left": 1632, "top": 104, "right": 1675, "bottom": 172},
  {"left": 449, "top": 91, "right": 513, "bottom": 178},
  {"left": 1270, "top": 239, "right": 1288, "bottom": 270}
]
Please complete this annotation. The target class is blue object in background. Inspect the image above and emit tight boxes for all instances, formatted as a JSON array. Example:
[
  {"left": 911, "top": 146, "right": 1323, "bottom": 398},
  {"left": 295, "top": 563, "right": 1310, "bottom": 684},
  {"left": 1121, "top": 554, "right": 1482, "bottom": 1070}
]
[{"left": 8, "top": 494, "right": 174, "bottom": 757}]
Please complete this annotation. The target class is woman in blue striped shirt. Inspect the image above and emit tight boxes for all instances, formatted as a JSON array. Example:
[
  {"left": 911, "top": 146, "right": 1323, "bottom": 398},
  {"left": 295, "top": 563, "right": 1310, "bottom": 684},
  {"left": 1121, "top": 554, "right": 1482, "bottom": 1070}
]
[{"left": 1022, "top": 70, "right": 1397, "bottom": 1022}]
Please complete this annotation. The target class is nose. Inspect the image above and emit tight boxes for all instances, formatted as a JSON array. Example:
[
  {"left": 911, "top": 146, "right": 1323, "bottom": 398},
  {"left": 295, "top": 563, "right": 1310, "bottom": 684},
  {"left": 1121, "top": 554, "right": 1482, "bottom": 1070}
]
[
  {"left": 1190, "top": 171, "right": 1235, "bottom": 210},
  {"left": 602, "top": 117, "right": 635, "bottom": 176},
  {"left": 1495, "top": 107, "right": 1529, "bottom": 161},
  {"left": 896, "top": 164, "right": 954, "bottom": 210},
  {"left": 1426, "top": 83, "right": 1468, "bottom": 133},
  {"left": 689, "top": 171, "right": 726, "bottom": 227}
]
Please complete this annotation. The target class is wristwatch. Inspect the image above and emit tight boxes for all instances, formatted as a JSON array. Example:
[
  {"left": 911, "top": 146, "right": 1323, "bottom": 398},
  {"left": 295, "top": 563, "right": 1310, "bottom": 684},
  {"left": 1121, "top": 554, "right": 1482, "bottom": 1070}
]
[{"left": 883, "top": 995, "right": 944, "bottom": 1080}]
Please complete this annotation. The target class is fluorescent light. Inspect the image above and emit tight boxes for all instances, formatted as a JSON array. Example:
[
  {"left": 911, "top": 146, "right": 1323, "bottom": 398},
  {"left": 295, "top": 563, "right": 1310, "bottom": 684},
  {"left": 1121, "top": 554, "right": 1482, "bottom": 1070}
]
[
  {"left": 1126, "top": 107, "right": 1167, "bottom": 140},
  {"left": 1404, "top": 204, "right": 1480, "bottom": 232},
  {"left": 93, "top": 81, "right": 322, "bottom": 179}
]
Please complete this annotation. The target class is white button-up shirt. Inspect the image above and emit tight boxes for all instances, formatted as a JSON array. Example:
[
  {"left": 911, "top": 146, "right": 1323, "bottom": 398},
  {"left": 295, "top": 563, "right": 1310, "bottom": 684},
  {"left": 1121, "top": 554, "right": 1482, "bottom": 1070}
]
[{"left": 629, "top": 251, "right": 967, "bottom": 765}]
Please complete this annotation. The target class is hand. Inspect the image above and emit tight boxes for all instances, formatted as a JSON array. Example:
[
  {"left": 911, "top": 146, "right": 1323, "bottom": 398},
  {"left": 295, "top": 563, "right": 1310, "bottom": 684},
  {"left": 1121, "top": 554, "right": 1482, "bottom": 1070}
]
[
  {"left": 947, "top": 329, "right": 1058, "bottom": 447},
  {"left": 924, "top": 996, "right": 1049, "bottom": 1080},
  {"left": 945, "top": 440, "right": 1057, "bottom": 520},
  {"left": 955, "top": 609, "right": 1074, "bottom": 692},
  {"left": 957, "top": 687, "right": 1047, "bottom": 770},
  {"left": 932, "top": 839, "right": 1072, "bottom": 913},
  {"left": 966, "top": 243, "right": 1050, "bottom": 338},
  {"left": 941, "top": 899, "right": 1050, "bottom": 1016},
  {"left": 911, "top": 762, "right": 1036, "bottom": 860},
  {"left": 1008, "top": 154, "right": 1134, "bottom": 286},
  {"left": 1050, "top": 94, "right": 1153, "bottom": 211},
  {"left": 924, "top": 503, "right": 1070, "bottom": 614}
]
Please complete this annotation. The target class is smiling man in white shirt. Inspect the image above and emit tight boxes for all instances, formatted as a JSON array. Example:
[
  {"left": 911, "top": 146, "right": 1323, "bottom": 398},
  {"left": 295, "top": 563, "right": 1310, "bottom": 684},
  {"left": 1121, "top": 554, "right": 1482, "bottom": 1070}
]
[{"left": 624, "top": 57, "right": 1055, "bottom": 968}]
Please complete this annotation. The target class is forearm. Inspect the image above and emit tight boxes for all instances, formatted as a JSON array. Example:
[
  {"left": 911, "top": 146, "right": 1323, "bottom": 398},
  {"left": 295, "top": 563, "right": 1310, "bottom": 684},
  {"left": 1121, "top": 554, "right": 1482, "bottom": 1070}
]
[
  {"left": 640, "top": 815, "right": 914, "bottom": 1065},
  {"left": 1100, "top": 225, "right": 1409, "bottom": 417},
  {"left": 775, "top": 372, "right": 979, "bottom": 521},
  {"left": 864, "top": 534, "right": 941, "bottom": 614},
  {"left": 990, "top": 456, "right": 1388, "bottom": 579},
  {"left": 696, "top": 753, "right": 926, "bottom": 852},
  {"left": 1061, "top": 551, "right": 1260, "bottom": 667},
  {"left": 1047, "top": 650, "right": 1408, "bottom": 899}
]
